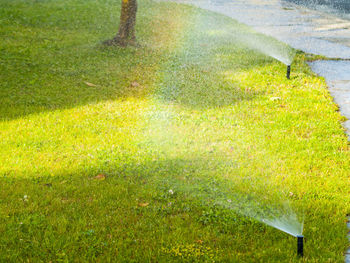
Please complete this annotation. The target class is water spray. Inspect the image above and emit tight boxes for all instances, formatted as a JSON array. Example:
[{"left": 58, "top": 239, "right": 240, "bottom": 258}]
[
  {"left": 286, "top": 65, "right": 291, "bottom": 79},
  {"left": 297, "top": 235, "right": 304, "bottom": 257}
]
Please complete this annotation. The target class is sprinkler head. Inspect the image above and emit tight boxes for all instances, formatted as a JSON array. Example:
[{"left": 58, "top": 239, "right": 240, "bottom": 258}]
[
  {"left": 297, "top": 235, "right": 304, "bottom": 257},
  {"left": 287, "top": 65, "right": 291, "bottom": 79}
]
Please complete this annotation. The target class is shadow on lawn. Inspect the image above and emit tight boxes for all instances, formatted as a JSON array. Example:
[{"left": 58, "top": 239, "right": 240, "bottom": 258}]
[
  {"left": 1, "top": 152, "right": 293, "bottom": 220},
  {"left": 0, "top": 6, "right": 272, "bottom": 122},
  {"left": 0, "top": 42, "right": 270, "bottom": 122},
  {"left": 0, "top": 155, "right": 295, "bottom": 262},
  {"left": 0, "top": 154, "right": 293, "bottom": 230}
]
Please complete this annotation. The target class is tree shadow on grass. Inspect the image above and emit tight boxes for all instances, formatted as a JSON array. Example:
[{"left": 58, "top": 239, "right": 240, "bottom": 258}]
[
  {"left": 0, "top": 0, "right": 281, "bottom": 122},
  {"left": 0, "top": 43, "right": 159, "bottom": 121},
  {"left": 0, "top": 36, "right": 271, "bottom": 121},
  {"left": 0, "top": 155, "right": 300, "bottom": 261}
]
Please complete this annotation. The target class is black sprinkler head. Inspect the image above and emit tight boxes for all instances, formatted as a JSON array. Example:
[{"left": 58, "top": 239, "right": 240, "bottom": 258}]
[
  {"left": 287, "top": 65, "right": 291, "bottom": 79},
  {"left": 297, "top": 235, "right": 304, "bottom": 257}
]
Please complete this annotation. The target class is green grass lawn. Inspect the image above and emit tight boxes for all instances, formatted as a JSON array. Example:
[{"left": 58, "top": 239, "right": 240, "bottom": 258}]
[{"left": 0, "top": 0, "right": 349, "bottom": 261}]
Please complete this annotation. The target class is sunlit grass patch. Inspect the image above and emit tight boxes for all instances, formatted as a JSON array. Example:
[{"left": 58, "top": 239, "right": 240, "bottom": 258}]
[{"left": 161, "top": 243, "right": 221, "bottom": 261}]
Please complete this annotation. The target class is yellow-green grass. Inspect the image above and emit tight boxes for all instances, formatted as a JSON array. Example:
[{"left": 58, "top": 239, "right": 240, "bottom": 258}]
[{"left": 0, "top": 0, "right": 349, "bottom": 261}]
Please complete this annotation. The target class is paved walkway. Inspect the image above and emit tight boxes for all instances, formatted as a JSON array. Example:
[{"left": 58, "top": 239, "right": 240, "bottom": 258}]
[
  {"left": 185, "top": 0, "right": 350, "bottom": 59},
  {"left": 176, "top": 0, "right": 350, "bottom": 261}
]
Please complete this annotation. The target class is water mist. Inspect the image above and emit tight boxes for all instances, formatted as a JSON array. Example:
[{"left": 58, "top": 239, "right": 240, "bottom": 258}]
[{"left": 142, "top": 7, "right": 304, "bottom": 258}]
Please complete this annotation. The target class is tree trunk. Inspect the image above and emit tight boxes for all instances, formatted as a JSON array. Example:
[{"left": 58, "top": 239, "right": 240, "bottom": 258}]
[{"left": 105, "top": 0, "right": 137, "bottom": 46}]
